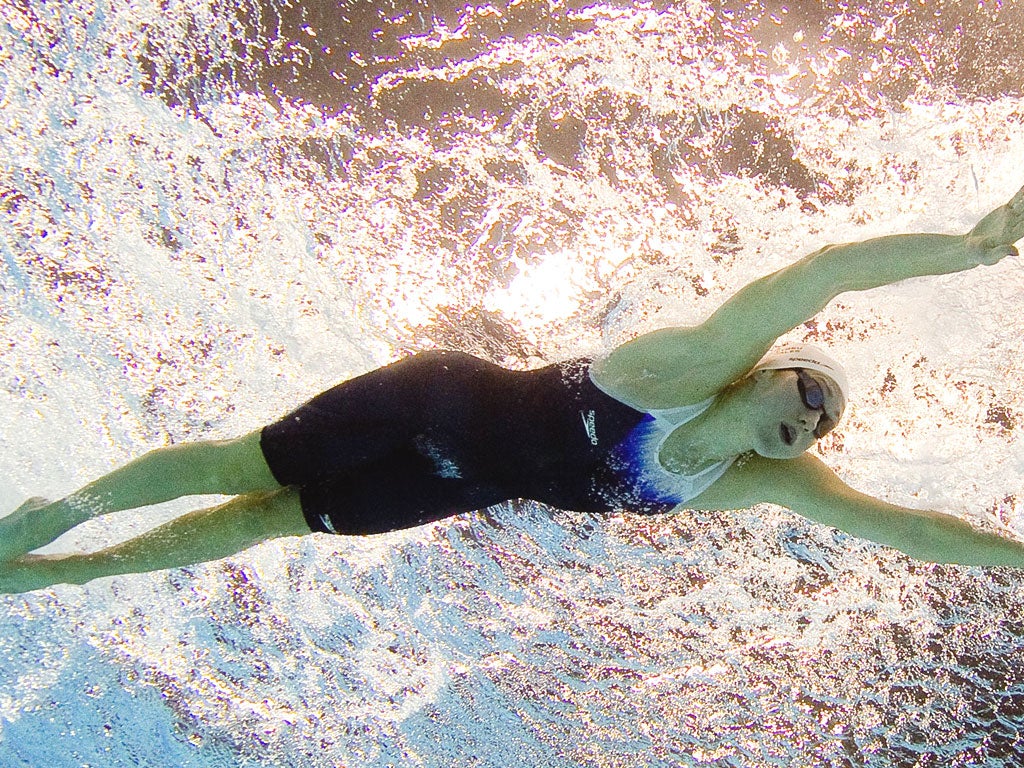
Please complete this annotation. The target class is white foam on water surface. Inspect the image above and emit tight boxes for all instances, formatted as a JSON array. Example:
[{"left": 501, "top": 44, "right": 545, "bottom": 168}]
[{"left": 1, "top": 1, "right": 1024, "bottom": 766}]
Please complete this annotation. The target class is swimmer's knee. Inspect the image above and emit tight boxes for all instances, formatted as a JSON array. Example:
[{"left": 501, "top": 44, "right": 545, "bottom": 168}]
[
  {"left": 203, "top": 430, "right": 282, "bottom": 495},
  {"left": 231, "top": 487, "right": 309, "bottom": 539}
]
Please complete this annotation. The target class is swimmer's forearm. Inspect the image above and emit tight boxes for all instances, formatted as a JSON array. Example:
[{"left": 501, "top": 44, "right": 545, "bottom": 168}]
[
  {"left": 893, "top": 510, "right": 1024, "bottom": 568},
  {"left": 782, "top": 489, "right": 1024, "bottom": 569},
  {"left": 805, "top": 489, "right": 1024, "bottom": 567},
  {"left": 817, "top": 182, "right": 1024, "bottom": 294},
  {"left": 793, "top": 491, "right": 1024, "bottom": 567},
  {"left": 815, "top": 233, "right": 996, "bottom": 294},
  {"left": 706, "top": 233, "right": 983, "bottom": 340}
]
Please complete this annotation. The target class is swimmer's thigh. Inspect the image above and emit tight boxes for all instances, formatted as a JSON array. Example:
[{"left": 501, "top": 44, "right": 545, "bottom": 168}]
[{"left": 298, "top": 456, "right": 511, "bottom": 535}]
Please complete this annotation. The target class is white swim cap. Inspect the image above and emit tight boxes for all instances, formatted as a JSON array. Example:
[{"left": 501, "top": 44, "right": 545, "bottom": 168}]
[{"left": 753, "top": 343, "right": 850, "bottom": 410}]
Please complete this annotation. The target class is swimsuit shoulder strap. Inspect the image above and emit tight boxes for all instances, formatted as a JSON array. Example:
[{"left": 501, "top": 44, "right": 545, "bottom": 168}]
[
  {"left": 588, "top": 364, "right": 717, "bottom": 423},
  {"left": 646, "top": 396, "right": 717, "bottom": 425}
]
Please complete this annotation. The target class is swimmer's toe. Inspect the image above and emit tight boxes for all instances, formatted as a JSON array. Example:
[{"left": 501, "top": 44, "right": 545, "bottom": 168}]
[
  {"left": 0, "top": 497, "right": 54, "bottom": 562},
  {"left": 12, "top": 496, "right": 52, "bottom": 513}
]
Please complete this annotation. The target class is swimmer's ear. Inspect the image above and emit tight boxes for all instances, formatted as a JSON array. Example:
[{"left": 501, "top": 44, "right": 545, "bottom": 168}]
[{"left": 748, "top": 368, "right": 778, "bottom": 386}]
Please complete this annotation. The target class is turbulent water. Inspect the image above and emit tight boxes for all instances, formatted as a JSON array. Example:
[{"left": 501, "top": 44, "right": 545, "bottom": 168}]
[{"left": 2, "top": 1, "right": 1024, "bottom": 765}]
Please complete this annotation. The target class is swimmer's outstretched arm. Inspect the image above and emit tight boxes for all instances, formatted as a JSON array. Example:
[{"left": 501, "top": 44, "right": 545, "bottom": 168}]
[
  {"left": 690, "top": 454, "right": 1024, "bottom": 568},
  {"left": 595, "top": 183, "right": 1024, "bottom": 407}
]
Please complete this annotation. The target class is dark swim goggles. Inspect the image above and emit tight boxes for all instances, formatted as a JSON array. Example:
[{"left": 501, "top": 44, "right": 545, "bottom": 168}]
[{"left": 795, "top": 369, "right": 836, "bottom": 438}]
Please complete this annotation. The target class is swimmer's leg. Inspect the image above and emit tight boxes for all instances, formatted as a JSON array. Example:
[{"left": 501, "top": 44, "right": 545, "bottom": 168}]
[
  {"left": 0, "top": 487, "right": 309, "bottom": 593},
  {"left": 0, "top": 430, "right": 281, "bottom": 562}
]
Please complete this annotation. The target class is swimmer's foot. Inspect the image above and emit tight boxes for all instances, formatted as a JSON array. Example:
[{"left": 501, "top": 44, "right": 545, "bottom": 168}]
[
  {"left": 0, "top": 497, "right": 54, "bottom": 563},
  {"left": 0, "top": 555, "right": 58, "bottom": 594}
]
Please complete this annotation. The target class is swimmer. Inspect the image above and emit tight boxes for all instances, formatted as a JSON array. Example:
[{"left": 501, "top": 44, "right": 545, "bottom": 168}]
[{"left": 3, "top": 183, "right": 1024, "bottom": 593}]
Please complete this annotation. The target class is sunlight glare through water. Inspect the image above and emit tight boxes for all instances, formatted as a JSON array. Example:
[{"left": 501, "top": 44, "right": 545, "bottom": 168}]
[{"left": 1, "top": 1, "right": 1023, "bottom": 766}]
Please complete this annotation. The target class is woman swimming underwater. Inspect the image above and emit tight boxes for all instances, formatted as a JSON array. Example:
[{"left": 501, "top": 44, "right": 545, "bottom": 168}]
[{"left": 3, "top": 183, "right": 1024, "bottom": 593}]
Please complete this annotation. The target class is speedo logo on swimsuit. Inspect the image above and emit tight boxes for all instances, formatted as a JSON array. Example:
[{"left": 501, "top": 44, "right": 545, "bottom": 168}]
[{"left": 580, "top": 409, "right": 599, "bottom": 445}]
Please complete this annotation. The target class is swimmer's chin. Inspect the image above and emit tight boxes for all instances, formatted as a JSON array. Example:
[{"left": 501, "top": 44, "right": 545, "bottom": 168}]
[{"left": 751, "top": 444, "right": 809, "bottom": 461}]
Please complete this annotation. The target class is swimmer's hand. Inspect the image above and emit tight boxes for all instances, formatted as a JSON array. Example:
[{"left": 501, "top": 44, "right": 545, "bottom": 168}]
[{"left": 965, "top": 182, "right": 1024, "bottom": 265}]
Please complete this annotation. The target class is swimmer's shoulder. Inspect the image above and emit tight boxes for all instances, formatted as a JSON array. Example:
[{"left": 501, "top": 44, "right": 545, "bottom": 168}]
[{"left": 590, "top": 325, "right": 745, "bottom": 410}]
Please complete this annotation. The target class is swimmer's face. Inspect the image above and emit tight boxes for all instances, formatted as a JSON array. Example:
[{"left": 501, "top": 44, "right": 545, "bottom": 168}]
[{"left": 749, "top": 368, "right": 844, "bottom": 459}]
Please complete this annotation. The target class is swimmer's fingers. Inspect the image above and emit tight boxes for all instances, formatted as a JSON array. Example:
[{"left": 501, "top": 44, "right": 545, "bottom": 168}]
[
  {"left": 966, "top": 182, "right": 1024, "bottom": 250},
  {"left": 964, "top": 229, "right": 1018, "bottom": 266},
  {"left": 967, "top": 241, "right": 1018, "bottom": 267},
  {"left": 1007, "top": 181, "right": 1024, "bottom": 214},
  {"left": 1002, "top": 182, "right": 1024, "bottom": 243},
  {"left": 977, "top": 243, "right": 1018, "bottom": 266},
  {"left": 966, "top": 183, "right": 1024, "bottom": 264}
]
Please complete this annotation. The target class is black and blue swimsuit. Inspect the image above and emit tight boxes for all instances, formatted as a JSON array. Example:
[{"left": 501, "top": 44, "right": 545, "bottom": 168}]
[{"left": 260, "top": 350, "right": 732, "bottom": 534}]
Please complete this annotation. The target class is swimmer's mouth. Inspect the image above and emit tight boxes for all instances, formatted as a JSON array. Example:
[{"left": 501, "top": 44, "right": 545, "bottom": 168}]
[{"left": 780, "top": 423, "right": 795, "bottom": 446}]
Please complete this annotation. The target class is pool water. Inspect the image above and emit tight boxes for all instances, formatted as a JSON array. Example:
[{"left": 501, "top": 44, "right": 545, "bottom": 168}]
[{"left": 1, "top": 1, "right": 1023, "bottom": 765}]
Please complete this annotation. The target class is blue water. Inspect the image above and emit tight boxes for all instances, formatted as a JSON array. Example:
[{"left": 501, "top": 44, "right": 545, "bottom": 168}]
[{"left": 2, "top": 1, "right": 1024, "bottom": 765}]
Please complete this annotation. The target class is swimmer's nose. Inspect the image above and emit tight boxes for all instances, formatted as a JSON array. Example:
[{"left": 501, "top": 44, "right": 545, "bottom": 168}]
[{"left": 797, "top": 410, "right": 820, "bottom": 431}]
